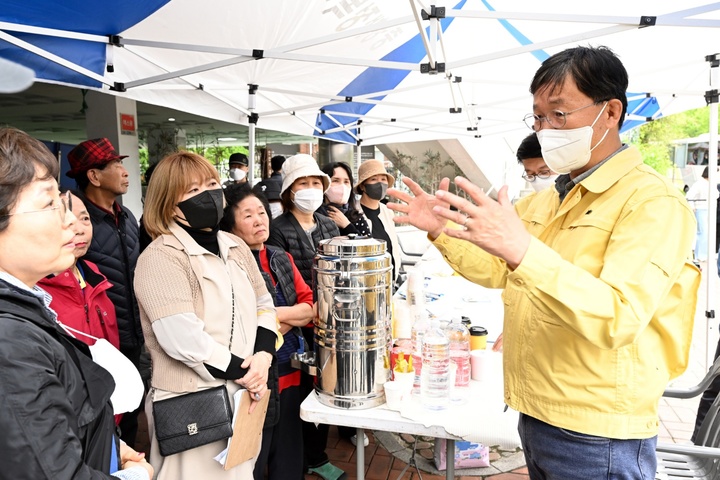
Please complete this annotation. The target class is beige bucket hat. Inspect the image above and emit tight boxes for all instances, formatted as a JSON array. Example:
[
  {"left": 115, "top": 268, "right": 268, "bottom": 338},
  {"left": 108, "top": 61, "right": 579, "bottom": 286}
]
[{"left": 356, "top": 159, "right": 395, "bottom": 193}]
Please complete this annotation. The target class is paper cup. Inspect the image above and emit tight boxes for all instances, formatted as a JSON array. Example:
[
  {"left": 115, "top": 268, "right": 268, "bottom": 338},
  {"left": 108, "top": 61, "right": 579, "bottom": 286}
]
[
  {"left": 392, "top": 370, "right": 415, "bottom": 393},
  {"left": 384, "top": 381, "right": 404, "bottom": 411},
  {"left": 470, "top": 350, "right": 488, "bottom": 381}
]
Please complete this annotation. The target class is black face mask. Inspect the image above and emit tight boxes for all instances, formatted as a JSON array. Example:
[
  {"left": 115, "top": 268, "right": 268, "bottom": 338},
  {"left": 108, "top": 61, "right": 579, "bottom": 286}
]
[
  {"left": 364, "top": 182, "right": 387, "bottom": 201},
  {"left": 176, "top": 188, "right": 224, "bottom": 229}
]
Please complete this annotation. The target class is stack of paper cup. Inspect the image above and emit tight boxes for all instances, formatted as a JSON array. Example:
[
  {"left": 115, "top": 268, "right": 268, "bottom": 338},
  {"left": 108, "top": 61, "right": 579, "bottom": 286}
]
[
  {"left": 470, "top": 350, "right": 488, "bottom": 381},
  {"left": 384, "top": 381, "right": 405, "bottom": 411}
]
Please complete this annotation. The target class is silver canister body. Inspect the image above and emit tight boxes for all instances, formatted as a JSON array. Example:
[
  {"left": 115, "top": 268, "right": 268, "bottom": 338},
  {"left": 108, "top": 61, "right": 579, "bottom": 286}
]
[{"left": 313, "top": 236, "right": 392, "bottom": 409}]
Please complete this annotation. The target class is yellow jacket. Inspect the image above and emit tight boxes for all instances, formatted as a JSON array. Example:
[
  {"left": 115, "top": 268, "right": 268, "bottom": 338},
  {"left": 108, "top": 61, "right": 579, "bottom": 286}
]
[{"left": 433, "top": 146, "right": 700, "bottom": 439}]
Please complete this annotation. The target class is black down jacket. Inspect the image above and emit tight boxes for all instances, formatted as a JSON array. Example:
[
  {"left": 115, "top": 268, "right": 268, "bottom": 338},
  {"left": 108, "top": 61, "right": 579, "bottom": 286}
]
[
  {"left": 266, "top": 211, "right": 339, "bottom": 289},
  {"left": 76, "top": 190, "right": 143, "bottom": 353},
  {"left": 0, "top": 278, "right": 118, "bottom": 479}
]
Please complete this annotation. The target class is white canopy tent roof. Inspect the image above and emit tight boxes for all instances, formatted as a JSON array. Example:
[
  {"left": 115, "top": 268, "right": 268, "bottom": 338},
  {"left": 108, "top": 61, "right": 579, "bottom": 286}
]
[{"left": 1, "top": 0, "right": 718, "bottom": 146}]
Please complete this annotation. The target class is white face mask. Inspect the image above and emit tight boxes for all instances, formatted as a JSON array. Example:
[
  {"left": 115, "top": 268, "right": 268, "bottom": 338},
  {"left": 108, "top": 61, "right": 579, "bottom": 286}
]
[
  {"left": 57, "top": 324, "right": 144, "bottom": 414},
  {"left": 230, "top": 169, "right": 247, "bottom": 181},
  {"left": 269, "top": 202, "right": 284, "bottom": 219},
  {"left": 326, "top": 184, "right": 351, "bottom": 205},
  {"left": 531, "top": 175, "right": 559, "bottom": 193},
  {"left": 292, "top": 188, "right": 324, "bottom": 214},
  {"left": 536, "top": 102, "right": 609, "bottom": 174},
  {"left": 89, "top": 339, "right": 145, "bottom": 414}
]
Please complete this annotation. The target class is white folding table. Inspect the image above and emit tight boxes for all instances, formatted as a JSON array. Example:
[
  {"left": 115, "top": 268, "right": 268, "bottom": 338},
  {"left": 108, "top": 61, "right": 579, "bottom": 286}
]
[{"left": 300, "top": 391, "right": 462, "bottom": 480}]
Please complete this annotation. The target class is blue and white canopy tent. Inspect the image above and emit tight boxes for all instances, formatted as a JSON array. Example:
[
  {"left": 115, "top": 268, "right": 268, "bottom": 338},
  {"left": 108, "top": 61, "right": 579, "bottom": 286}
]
[
  {"left": 1, "top": 1, "right": 716, "bottom": 143},
  {"left": 2, "top": 0, "right": 720, "bottom": 361}
]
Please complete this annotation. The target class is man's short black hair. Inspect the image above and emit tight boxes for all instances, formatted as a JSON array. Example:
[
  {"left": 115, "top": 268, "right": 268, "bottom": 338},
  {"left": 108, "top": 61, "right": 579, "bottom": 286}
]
[
  {"left": 530, "top": 46, "right": 628, "bottom": 129},
  {"left": 270, "top": 155, "right": 285, "bottom": 172},
  {"left": 516, "top": 133, "right": 542, "bottom": 164}
]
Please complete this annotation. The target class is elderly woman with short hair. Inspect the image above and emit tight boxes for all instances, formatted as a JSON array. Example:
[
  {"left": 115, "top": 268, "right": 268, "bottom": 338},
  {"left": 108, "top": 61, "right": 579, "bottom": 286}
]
[{"left": 0, "top": 127, "right": 151, "bottom": 479}]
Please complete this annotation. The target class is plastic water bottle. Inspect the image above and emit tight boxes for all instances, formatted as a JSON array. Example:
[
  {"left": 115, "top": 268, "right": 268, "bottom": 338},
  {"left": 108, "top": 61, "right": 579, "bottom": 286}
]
[
  {"left": 420, "top": 319, "right": 450, "bottom": 409},
  {"left": 445, "top": 317, "right": 471, "bottom": 387},
  {"left": 406, "top": 268, "right": 424, "bottom": 310},
  {"left": 407, "top": 269, "right": 428, "bottom": 392},
  {"left": 411, "top": 314, "right": 428, "bottom": 393}
]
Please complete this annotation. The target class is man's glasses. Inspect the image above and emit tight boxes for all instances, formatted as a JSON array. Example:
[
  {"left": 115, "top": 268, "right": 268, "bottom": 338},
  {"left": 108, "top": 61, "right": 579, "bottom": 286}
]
[
  {"left": 1, "top": 190, "right": 72, "bottom": 220},
  {"left": 522, "top": 171, "right": 553, "bottom": 182},
  {"left": 523, "top": 101, "right": 601, "bottom": 131}
]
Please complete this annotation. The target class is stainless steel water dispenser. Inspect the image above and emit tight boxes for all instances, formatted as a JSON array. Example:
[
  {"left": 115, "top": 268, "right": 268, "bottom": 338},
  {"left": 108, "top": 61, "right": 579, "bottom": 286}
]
[{"left": 313, "top": 235, "right": 392, "bottom": 409}]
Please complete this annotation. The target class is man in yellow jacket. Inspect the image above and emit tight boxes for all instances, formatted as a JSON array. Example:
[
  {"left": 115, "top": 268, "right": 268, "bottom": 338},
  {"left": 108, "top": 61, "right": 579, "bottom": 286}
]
[{"left": 388, "top": 46, "right": 700, "bottom": 479}]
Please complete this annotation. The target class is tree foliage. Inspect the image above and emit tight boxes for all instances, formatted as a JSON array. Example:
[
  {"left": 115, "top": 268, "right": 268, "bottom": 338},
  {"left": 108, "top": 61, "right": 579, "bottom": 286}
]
[
  {"left": 628, "top": 106, "right": 716, "bottom": 175},
  {"left": 390, "top": 149, "right": 463, "bottom": 195}
]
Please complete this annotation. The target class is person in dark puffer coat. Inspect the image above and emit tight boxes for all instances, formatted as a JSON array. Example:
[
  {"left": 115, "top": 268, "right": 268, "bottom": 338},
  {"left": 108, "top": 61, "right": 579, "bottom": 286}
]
[{"left": 66, "top": 138, "right": 144, "bottom": 447}]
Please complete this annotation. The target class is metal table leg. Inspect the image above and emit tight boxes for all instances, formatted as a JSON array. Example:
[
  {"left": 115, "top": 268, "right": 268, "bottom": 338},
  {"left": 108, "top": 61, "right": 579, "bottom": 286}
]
[
  {"left": 446, "top": 439, "right": 455, "bottom": 480},
  {"left": 356, "top": 427, "right": 365, "bottom": 480}
]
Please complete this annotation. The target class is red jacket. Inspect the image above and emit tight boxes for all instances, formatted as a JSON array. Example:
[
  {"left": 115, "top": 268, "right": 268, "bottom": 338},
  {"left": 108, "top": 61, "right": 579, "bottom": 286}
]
[{"left": 38, "top": 259, "right": 120, "bottom": 350}]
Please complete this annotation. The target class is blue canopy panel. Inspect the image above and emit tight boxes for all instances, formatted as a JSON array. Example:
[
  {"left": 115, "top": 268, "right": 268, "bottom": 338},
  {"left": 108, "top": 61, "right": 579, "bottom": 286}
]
[
  {"left": 0, "top": 0, "right": 170, "bottom": 87},
  {"left": 622, "top": 94, "right": 661, "bottom": 133},
  {"left": 316, "top": 0, "right": 468, "bottom": 144}
]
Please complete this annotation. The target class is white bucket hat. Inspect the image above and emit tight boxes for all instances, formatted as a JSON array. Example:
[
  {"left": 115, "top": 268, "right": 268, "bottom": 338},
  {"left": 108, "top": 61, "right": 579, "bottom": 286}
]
[{"left": 280, "top": 154, "right": 330, "bottom": 194}]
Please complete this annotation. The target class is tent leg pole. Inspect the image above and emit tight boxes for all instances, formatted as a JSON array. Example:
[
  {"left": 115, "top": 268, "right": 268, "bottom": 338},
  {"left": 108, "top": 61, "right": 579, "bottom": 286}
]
[
  {"left": 249, "top": 122, "right": 256, "bottom": 184},
  {"left": 248, "top": 85, "right": 258, "bottom": 185},
  {"left": 705, "top": 54, "right": 719, "bottom": 371}
]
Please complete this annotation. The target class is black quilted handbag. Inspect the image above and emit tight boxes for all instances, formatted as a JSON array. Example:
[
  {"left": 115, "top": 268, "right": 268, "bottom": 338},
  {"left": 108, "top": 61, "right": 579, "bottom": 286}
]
[{"left": 152, "top": 385, "right": 233, "bottom": 456}]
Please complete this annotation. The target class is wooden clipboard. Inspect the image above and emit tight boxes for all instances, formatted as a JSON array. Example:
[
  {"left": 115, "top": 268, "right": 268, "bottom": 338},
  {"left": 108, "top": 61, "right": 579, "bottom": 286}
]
[{"left": 223, "top": 389, "right": 270, "bottom": 470}]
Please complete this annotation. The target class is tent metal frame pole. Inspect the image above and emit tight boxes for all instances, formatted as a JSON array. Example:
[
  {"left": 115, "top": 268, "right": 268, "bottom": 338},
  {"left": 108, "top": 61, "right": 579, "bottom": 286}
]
[
  {"left": 428, "top": 13, "right": 438, "bottom": 70},
  {"left": 131, "top": 42, "right": 421, "bottom": 72},
  {"left": 123, "top": 16, "right": 415, "bottom": 55},
  {"left": 262, "top": 99, "right": 349, "bottom": 118},
  {"left": 354, "top": 145, "right": 362, "bottom": 180},
  {"left": 447, "top": 6, "right": 720, "bottom": 28},
  {"left": 0, "top": 21, "right": 107, "bottom": 42},
  {"left": 121, "top": 48, "right": 252, "bottom": 117},
  {"left": 249, "top": 86, "right": 258, "bottom": 185},
  {"left": 0, "top": 30, "right": 110, "bottom": 86},
  {"left": 122, "top": 39, "right": 253, "bottom": 55},
  {"left": 122, "top": 56, "right": 255, "bottom": 90},
  {"left": 705, "top": 53, "right": 719, "bottom": 370},
  {"left": 324, "top": 122, "right": 361, "bottom": 134},
  {"left": 453, "top": 24, "right": 634, "bottom": 69},
  {"left": 265, "top": 51, "right": 417, "bottom": 71},
  {"left": 249, "top": 122, "right": 256, "bottom": 184},
  {"left": 323, "top": 112, "right": 360, "bottom": 142},
  {"left": 289, "top": 112, "right": 326, "bottom": 136},
  {"left": 316, "top": 77, "right": 450, "bottom": 100},
  {"left": 410, "top": 0, "right": 435, "bottom": 68}
]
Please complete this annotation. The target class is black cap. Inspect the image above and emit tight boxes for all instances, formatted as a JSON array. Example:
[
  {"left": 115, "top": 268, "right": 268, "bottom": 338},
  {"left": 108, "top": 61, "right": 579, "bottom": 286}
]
[{"left": 229, "top": 152, "right": 249, "bottom": 167}]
